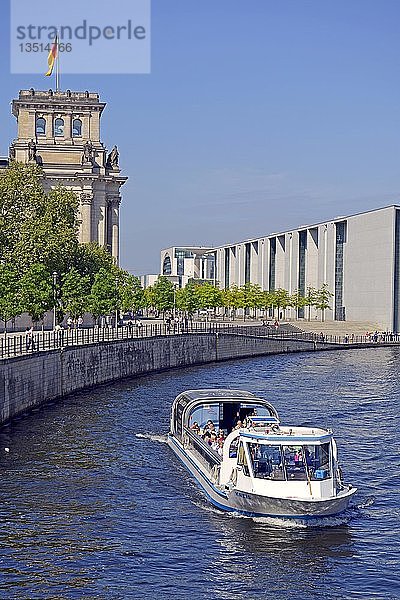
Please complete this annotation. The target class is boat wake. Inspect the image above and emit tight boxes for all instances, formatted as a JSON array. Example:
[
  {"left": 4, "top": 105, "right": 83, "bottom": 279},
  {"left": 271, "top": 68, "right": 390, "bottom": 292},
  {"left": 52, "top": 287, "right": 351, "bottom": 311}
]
[
  {"left": 357, "top": 495, "right": 375, "bottom": 509},
  {"left": 135, "top": 432, "right": 168, "bottom": 444},
  {"left": 191, "top": 503, "right": 357, "bottom": 528},
  {"left": 191, "top": 500, "right": 225, "bottom": 515},
  {"left": 252, "top": 513, "right": 353, "bottom": 528}
]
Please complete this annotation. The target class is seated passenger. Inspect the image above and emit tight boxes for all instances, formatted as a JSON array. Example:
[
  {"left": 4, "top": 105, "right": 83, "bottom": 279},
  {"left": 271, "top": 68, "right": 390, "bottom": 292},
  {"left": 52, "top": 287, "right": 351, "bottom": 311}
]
[
  {"left": 190, "top": 422, "right": 200, "bottom": 434},
  {"left": 209, "top": 433, "right": 218, "bottom": 450},
  {"left": 203, "top": 420, "right": 215, "bottom": 433},
  {"left": 234, "top": 420, "right": 243, "bottom": 430},
  {"left": 217, "top": 438, "right": 224, "bottom": 456},
  {"left": 294, "top": 451, "right": 302, "bottom": 465}
]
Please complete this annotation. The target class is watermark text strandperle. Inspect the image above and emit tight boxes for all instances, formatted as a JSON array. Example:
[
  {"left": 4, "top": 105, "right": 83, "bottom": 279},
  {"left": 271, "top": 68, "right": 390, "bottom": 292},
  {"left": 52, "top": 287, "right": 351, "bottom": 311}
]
[{"left": 16, "top": 20, "right": 146, "bottom": 46}]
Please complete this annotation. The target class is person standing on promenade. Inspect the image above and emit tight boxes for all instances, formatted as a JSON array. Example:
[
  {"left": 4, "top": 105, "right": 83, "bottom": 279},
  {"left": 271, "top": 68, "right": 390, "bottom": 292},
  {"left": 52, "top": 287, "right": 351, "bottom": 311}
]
[{"left": 25, "top": 326, "right": 35, "bottom": 351}]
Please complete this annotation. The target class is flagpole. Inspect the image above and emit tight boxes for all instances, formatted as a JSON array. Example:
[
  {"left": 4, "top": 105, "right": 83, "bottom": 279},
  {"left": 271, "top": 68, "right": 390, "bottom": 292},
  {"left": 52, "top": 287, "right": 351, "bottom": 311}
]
[{"left": 55, "top": 32, "right": 60, "bottom": 91}]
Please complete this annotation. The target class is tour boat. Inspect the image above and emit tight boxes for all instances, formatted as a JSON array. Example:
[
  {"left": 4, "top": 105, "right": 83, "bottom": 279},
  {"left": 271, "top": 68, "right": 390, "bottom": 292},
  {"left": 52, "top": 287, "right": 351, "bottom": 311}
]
[{"left": 167, "top": 389, "right": 356, "bottom": 519}]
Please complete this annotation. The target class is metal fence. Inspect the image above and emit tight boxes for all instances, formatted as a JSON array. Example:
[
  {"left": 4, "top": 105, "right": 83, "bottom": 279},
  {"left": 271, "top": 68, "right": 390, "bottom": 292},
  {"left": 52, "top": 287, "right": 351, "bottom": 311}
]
[{"left": 0, "top": 322, "right": 399, "bottom": 360}]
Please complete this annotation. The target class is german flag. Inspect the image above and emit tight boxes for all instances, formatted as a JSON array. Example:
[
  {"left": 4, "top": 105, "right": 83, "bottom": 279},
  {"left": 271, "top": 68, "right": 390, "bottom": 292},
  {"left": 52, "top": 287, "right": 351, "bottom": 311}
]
[{"left": 45, "top": 35, "right": 58, "bottom": 76}]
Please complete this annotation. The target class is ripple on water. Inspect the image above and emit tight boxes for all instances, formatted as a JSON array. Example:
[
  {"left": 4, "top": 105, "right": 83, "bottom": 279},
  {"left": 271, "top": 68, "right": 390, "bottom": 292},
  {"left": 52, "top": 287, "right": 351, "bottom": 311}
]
[{"left": 0, "top": 348, "right": 399, "bottom": 599}]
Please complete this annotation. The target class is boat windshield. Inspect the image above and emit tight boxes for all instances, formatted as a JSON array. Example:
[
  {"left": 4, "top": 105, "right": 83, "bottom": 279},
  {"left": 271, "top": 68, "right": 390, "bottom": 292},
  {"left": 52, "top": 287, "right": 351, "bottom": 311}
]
[{"left": 248, "top": 442, "right": 331, "bottom": 481}]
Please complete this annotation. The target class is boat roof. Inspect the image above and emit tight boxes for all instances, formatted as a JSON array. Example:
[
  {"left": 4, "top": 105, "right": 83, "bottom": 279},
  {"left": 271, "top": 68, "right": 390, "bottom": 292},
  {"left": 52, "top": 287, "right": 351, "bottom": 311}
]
[
  {"left": 240, "top": 430, "right": 332, "bottom": 444},
  {"left": 171, "top": 389, "right": 280, "bottom": 431},
  {"left": 178, "top": 389, "right": 263, "bottom": 402}
]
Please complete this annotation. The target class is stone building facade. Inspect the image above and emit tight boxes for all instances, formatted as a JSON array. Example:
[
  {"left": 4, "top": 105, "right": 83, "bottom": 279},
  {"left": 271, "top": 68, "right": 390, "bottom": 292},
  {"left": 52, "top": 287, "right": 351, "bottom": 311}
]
[{"left": 9, "top": 89, "right": 127, "bottom": 264}]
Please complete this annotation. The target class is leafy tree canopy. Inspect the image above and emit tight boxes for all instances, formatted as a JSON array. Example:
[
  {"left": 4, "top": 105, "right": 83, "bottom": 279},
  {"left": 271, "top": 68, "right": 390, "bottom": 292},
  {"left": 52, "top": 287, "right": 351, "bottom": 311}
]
[
  {"left": 19, "top": 263, "right": 53, "bottom": 323},
  {"left": 89, "top": 267, "right": 119, "bottom": 319}
]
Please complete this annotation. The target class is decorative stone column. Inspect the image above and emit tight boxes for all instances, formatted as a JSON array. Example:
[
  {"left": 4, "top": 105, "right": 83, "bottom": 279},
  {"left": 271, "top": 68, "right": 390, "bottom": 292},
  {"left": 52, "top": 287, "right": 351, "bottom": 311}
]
[
  {"left": 80, "top": 192, "right": 93, "bottom": 244},
  {"left": 107, "top": 195, "right": 121, "bottom": 264}
]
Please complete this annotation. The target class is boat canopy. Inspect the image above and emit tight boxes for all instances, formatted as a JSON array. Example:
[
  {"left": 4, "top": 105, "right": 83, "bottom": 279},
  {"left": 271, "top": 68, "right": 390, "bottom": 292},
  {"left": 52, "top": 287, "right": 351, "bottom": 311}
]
[{"left": 170, "top": 389, "right": 280, "bottom": 439}]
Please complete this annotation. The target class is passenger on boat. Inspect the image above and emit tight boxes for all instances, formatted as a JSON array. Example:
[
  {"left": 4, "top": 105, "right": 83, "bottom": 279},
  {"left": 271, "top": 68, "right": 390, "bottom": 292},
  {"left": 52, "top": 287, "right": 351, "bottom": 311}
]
[
  {"left": 234, "top": 420, "right": 243, "bottom": 430},
  {"left": 294, "top": 450, "right": 302, "bottom": 465},
  {"left": 210, "top": 433, "right": 219, "bottom": 451},
  {"left": 190, "top": 422, "right": 200, "bottom": 434}
]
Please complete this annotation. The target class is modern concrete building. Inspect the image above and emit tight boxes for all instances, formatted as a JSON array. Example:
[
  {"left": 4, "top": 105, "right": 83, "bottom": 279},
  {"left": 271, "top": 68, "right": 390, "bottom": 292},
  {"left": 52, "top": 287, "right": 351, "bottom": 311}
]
[
  {"left": 140, "top": 274, "right": 159, "bottom": 288},
  {"left": 8, "top": 88, "right": 127, "bottom": 263},
  {"left": 161, "top": 206, "right": 400, "bottom": 331},
  {"left": 160, "top": 246, "right": 216, "bottom": 288}
]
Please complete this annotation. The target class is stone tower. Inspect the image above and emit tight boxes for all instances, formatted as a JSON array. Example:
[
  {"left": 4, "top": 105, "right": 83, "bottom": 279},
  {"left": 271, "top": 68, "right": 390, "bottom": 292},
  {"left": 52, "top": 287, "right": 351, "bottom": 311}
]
[{"left": 10, "top": 89, "right": 127, "bottom": 264}]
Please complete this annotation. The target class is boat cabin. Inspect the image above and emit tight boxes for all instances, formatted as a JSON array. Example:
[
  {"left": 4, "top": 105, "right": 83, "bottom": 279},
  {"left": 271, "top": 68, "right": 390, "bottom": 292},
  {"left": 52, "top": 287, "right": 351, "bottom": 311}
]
[
  {"left": 170, "top": 389, "right": 280, "bottom": 439},
  {"left": 170, "top": 389, "right": 280, "bottom": 476}
]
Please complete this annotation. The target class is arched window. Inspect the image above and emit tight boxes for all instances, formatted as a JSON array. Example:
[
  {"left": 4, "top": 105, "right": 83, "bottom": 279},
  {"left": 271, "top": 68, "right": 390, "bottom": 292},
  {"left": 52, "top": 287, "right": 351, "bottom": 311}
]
[
  {"left": 163, "top": 255, "right": 172, "bottom": 275},
  {"left": 54, "top": 118, "right": 64, "bottom": 137},
  {"left": 72, "top": 118, "right": 82, "bottom": 137},
  {"left": 36, "top": 117, "right": 46, "bottom": 136}
]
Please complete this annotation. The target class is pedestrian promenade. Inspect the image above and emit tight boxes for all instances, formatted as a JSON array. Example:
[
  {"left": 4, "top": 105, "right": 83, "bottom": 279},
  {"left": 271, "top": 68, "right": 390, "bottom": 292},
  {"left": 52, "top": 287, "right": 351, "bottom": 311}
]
[{"left": 0, "top": 320, "right": 398, "bottom": 360}]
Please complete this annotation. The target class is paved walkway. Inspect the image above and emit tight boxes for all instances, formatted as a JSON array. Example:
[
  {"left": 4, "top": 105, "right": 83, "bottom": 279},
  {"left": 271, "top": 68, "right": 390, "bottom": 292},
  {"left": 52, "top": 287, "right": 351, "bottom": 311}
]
[{"left": 284, "top": 319, "right": 383, "bottom": 336}]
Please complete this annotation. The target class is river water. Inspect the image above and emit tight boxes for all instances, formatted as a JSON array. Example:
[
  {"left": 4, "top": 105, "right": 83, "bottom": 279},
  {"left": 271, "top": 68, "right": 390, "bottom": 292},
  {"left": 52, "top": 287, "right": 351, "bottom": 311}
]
[{"left": 0, "top": 348, "right": 399, "bottom": 599}]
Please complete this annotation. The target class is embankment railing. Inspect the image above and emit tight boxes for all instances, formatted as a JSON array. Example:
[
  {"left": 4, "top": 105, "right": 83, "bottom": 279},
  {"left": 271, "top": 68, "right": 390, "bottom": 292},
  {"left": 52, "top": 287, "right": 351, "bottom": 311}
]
[{"left": 0, "top": 322, "right": 398, "bottom": 360}]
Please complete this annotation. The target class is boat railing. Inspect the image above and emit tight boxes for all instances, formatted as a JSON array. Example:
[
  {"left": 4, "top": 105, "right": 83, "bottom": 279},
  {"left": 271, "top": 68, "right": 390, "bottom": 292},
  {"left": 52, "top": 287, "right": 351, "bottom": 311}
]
[{"left": 183, "top": 426, "right": 222, "bottom": 468}]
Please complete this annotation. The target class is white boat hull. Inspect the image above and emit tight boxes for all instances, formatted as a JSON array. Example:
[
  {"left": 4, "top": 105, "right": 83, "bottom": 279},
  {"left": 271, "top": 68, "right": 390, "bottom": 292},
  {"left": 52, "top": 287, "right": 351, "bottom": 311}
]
[{"left": 168, "top": 434, "right": 357, "bottom": 519}]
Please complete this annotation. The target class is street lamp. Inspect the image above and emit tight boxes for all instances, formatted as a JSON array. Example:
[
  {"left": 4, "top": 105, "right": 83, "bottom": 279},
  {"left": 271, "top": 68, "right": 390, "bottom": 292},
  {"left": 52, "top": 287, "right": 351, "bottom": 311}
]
[
  {"left": 173, "top": 283, "right": 178, "bottom": 321},
  {"left": 52, "top": 271, "right": 58, "bottom": 330},
  {"left": 115, "top": 274, "right": 119, "bottom": 329}
]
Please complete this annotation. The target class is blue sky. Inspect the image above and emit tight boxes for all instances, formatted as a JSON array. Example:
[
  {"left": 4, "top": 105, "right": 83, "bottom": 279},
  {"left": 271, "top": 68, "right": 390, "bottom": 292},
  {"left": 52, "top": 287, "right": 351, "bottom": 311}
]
[{"left": 1, "top": 1, "right": 400, "bottom": 274}]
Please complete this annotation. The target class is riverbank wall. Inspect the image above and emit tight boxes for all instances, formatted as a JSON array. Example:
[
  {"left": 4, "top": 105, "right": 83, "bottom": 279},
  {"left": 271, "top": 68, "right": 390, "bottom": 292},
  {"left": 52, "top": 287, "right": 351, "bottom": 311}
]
[{"left": 0, "top": 331, "right": 391, "bottom": 425}]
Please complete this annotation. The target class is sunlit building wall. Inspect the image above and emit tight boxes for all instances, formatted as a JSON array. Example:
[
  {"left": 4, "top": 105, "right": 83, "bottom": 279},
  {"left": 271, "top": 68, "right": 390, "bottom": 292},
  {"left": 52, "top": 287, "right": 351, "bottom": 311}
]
[{"left": 162, "top": 206, "right": 400, "bottom": 330}]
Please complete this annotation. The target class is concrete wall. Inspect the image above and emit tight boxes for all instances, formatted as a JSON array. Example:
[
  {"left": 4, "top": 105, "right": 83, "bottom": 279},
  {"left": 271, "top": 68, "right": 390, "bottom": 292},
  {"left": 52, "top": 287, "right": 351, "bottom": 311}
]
[{"left": 0, "top": 333, "right": 316, "bottom": 425}]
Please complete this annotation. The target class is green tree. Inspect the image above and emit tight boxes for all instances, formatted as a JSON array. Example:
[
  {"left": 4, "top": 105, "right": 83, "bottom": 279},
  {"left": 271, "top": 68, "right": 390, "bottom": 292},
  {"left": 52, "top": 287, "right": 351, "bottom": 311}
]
[
  {"left": 241, "top": 283, "right": 264, "bottom": 320},
  {"left": 0, "top": 264, "right": 21, "bottom": 331},
  {"left": 89, "top": 268, "right": 119, "bottom": 321},
  {"left": 196, "top": 282, "right": 223, "bottom": 313},
  {"left": 62, "top": 267, "right": 91, "bottom": 320},
  {"left": 152, "top": 276, "right": 174, "bottom": 314},
  {"left": 19, "top": 264, "right": 53, "bottom": 323},
  {"left": 118, "top": 271, "right": 144, "bottom": 313},
  {"left": 222, "top": 285, "right": 243, "bottom": 320},
  {"left": 143, "top": 286, "right": 157, "bottom": 312},
  {"left": 260, "top": 290, "right": 274, "bottom": 320},
  {"left": 0, "top": 162, "right": 44, "bottom": 260},
  {"left": 290, "top": 289, "right": 307, "bottom": 319},
  {"left": 271, "top": 288, "right": 291, "bottom": 320},
  {"left": 305, "top": 286, "right": 318, "bottom": 321},
  {"left": 11, "top": 186, "right": 80, "bottom": 274},
  {"left": 314, "top": 284, "right": 333, "bottom": 322},
  {"left": 178, "top": 282, "right": 201, "bottom": 316},
  {"left": 74, "top": 242, "right": 115, "bottom": 284}
]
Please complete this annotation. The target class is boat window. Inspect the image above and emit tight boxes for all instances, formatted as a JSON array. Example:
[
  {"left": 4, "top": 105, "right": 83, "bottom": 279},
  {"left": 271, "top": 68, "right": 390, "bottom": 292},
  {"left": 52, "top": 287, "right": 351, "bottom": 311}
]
[
  {"left": 229, "top": 438, "right": 238, "bottom": 458},
  {"left": 303, "top": 443, "right": 331, "bottom": 480},
  {"left": 174, "top": 395, "right": 189, "bottom": 437},
  {"left": 237, "top": 442, "right": 250, "bottom": 476},
  {"left": 190, "top": 403, "right": 219, "bottom": 430},
  {"left": 248, "top": 443, "right": 285, "bottom": 480},
  {"left": 175, "top": 403, "right": 184, "bottom": 437},
  {"left": 282, "top": 444, "right": 331, "bottom": 481},
  {"left": 282, "top": 446, "right": 308, "bottom": 480}
]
